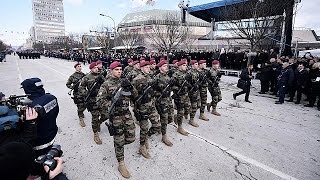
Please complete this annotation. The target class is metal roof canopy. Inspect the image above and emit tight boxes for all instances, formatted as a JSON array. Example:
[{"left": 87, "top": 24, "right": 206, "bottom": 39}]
[{"left": 188, "top": 0, "right": 287, "bottom": 22}]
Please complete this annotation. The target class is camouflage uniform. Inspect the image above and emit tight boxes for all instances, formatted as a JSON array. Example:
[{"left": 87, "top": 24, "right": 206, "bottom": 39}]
[
  {"left": 123, "top": 65, "right": 133, "bottom": 78},
  {"left": 132, "top": 73, "right": 160, "bottom": 146},
  {"left": 97, "top": 76, "right": 136, "bottom": 162},
  {"left": 66, "top": 71, "right": 86, "bottom": 119},
  {"left": 207, "top": 68, "right": 222, "bottom": 112},
  {"left": 128, "top": 68, "right": 140, "bottom": 82},
  {"left": 153, "top": 72, "right": 174, "bottom": 136},
  {"left": 198, "top": 68, "right": 209, "bottom": 114},
  {"left": 78, "top": 73, "right": 105, "bottom": 133},
  {"left": 172, "top": 69, "right": 191, "bottom": 126},
  {"left": 187, "top": 68, "right": 200, "bottom": 121}
]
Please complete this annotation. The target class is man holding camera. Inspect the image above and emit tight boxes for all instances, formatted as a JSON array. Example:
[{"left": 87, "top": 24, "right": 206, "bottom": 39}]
[
  {"left": 66, "top": 63, "right": 86, "bottom": 127},
  {"left": 97, "top": 61, "right": 137, "bottom": 178},
  {"left": 0, "top": 107, "right": 65, "bottom": 180}
]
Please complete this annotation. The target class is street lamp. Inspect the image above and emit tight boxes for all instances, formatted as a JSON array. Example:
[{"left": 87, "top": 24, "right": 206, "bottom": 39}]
[{"left": 99, "top": 13, "right": 117, "bottom": 54}]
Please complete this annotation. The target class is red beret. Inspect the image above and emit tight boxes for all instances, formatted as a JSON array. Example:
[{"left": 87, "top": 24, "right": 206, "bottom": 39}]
[
  {"left": 199, "top": 60, "right": 206, "bottom": 64},
  {"left": 182, "top": 58, "right": 188, "bottom": 61},
  {"left": 177, "top": 60, "right": 187, "bottom": 66},
  {"left": 74, "top": 63, "right": 81, "bottom": 68},
  {"left": 150, "top": 57, "right": 155, "bottom": 61},
  {"left": 140, "top": 61, "right": 150, "bottom": 68},
  {"left": 128, "top": 59, "right": 133, "bottom": 63},
  {"left": 140, "top": 57, "right": 145, "bottom": 61},
  {"left": 133, "top": 61, "right": 139, "bottom": 65},
  {"left": 110, "top": 61, "right": 122, "bottom": 70},
  {"left": 212, "top": 60, "right": 220, "bottom": 65},
  {"left": 172, "top": 60, "right": 178, "bottom": 64},
  {"left": 157, "top": 60, "right": 168, "bottom": 67},
  {"left": 190, "top": 60, "right": 198, "bottom": 65},
  {"left": 160, "top": 57, "right": 165, "bottom": 61},
  {"left": 150, "top": 59, "right": 156, "bottom": 65},
  {"left": 89, "top": 62, "right": 97, "bottom": 69},
  {"left": 96, "top": 60, "right": 103, "bottom": 65}
]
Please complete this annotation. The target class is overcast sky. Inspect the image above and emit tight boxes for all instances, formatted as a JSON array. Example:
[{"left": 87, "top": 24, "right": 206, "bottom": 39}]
[{"left": 0, "top": 0, "right": 319, "bottom": 46}]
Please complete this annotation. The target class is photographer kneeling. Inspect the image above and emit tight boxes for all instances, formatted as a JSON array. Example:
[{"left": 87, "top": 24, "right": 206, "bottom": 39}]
[{"left": 0, "top": 107, "right": 65, "bottom": 180}]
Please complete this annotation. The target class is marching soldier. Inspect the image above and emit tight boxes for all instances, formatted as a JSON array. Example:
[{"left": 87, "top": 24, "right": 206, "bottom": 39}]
[
  {"left": 171, "top": 60, "right": 190, "bottom": 136},
  {"left": 207, "top": 60, "right": 222, "bottom": 116},
  {"left": 187, "top": 60, "right": 200, "bottom": 127},
  {"left": 132, "top": 61, "right": 160, "bottom": 159},
  {"left": 168, "top": 59, "right": 178, "bottom": 77},
  {"left": 66, "top": 63, "right": 86, "bottom": 127},
  {"left": 78, "top": 62, "right": 105, "bottom": 144},
  {"left": 128, "top": 60, "right": 140, "bottom": 81},
  {"left": 198, "top": 60, "right": 209, "bottom": 121},
  {"left": 149, "top": 58, "right": 159, "bottom": 77},
  {"left": 97, "top": 61, "right": 136, "bottom": 178},
  {"left": 153, "top": 60, "right": 174, "bottom": 146},
  {"left": 122, "top": 59, "right": 134, "bottom": 77}
]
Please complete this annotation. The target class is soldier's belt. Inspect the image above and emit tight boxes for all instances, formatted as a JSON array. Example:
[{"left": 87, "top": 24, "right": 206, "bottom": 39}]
[{"left": 33, "top": 138, "right": 55, "bottom": 150}]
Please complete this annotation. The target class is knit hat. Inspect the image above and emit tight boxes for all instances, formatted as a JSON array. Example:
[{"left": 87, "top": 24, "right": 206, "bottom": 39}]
[
  {"left": 157, "top": 60, "right": 168, "bottom": 67},
  {"left": 110, "top": 61, "right": 122, "bottom": 70},
  {"left": 89, "top": 62, "right": 97, "bottom": 69}
]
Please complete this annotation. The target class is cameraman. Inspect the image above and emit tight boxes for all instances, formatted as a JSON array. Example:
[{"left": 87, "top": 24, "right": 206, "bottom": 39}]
[
  {"left": 20, "top": 78, "right": 59, "bottom": 176},
  {"left": 0, "top": 107, "right": 65, "bottom": 180},
  {"left": 0, "top": 92, "right": 37, "bottom": 146}
]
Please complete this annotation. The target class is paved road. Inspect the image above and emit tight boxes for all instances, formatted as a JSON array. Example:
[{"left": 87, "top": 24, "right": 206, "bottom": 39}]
[{"left": 1, "top": 55, "right": 319, "bottom": 180}]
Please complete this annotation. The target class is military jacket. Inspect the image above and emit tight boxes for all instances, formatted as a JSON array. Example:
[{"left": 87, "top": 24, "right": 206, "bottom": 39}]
[{"left": 66, "top": 71, "right": 86, "bottom": 95}]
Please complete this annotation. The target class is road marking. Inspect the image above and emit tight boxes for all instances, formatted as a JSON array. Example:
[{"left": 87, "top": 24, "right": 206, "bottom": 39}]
[
  {"left": 34, "top": 60, "right": 69, "bottom": 77},
  {"left": 15, "top": 58, "right": 22, "bottom": 82},
  {"left": 186, "top": 130, "right": 299, "bottom": 180}
]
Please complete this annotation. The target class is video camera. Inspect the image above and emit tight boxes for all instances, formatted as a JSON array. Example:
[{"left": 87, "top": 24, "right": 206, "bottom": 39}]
[
  {"left": 35, "top": 144, "right": 63, "bottom": 171},
  {"left": 0, "top": 94, "right": 43, "bottom": 132},
  {"left": 1, "top": 94, "right": 42, "bottom": 121}
]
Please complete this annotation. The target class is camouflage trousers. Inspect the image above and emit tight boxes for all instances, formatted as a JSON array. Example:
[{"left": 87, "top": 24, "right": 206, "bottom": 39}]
[
  {"left": 199, "top": 87, "right": 208, "bottom": 113},
  {"left": 189, "top": 91, "right": 200, "bottom": 119},
  {"left": 155, "top": 97, "right": 174, "bottom": 135},
  {"left": 138, "top": 101, "right": 160, "bottom": 145},
  {"left": 89, "top": 109, "right": 104, "bottom": 133},
  {"left": 174, "top": 94, "right": 190, "bottom": 126},
  {"left": 208, "top": 86, "right": 222, "bottom": 110},
  {"left": 113, "top": 112, "right": 136, "bottom": 162},
  {"left": 76, "top": 102, "right": 86, "bottom": 118}
]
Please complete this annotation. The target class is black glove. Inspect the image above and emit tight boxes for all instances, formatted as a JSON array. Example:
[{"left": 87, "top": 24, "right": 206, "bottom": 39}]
[
  {"left": 96, "top": 75, "right": 104, "bottom": 84},
  {"left": 121, "top": 79, "right": 133, "bottom": 91}
]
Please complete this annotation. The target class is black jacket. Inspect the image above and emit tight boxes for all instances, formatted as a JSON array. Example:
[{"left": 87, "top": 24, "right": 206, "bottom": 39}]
[
  {"left": 295, "top": 69, "right": 308, "bottom": 87},
  {"left": 277, "top": 66, "right": 294, "bottom": 87},
  {"left": 240, "top": 68, "right": 252, "bottom": 86}
]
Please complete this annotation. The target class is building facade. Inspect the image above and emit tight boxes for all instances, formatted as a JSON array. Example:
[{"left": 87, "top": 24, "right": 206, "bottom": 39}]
[{"left": 32, "top": 0, "right": 65, "bottom": 43}]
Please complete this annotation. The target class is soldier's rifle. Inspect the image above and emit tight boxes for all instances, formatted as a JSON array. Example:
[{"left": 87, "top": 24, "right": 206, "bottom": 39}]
[
  {"left": 84, "top": 72, "right": 105, "bottom": 102},
  {"left": 105, "top": 86, "right": 123, "bottom": 136},
  {"left": 135, "top": 81, "right": 156, "bottom": 105},
  {"left": 189, "top": 72, "right": 207, "bottom": 92},
  {"left": 156, "top": 79, "right": 173, "bottom": 102},
  {"left": 67, "top": 74, "right": 86, "bottom": 95}
]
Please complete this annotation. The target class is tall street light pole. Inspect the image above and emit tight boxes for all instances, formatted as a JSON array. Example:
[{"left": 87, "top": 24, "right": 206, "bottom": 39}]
[{"left": 99, "top": 13, "right": 117, "bottom": 54}]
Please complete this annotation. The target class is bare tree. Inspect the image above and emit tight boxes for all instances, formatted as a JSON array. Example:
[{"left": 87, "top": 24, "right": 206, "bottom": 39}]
[
  {"left": 144, "top": 12, "right": 190, "bottom": 53},
  {"left": 0, "top": 40, "right": 8, "bottom": 51},
  {"left": 90, "top": 24, "right": 111, "bottom": 50},
  {"left": 118, "top": 29, "right": 144, "bottom": 50},
  {"left": 220, "top": 0, "right": 289, "bottom": 51}
]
